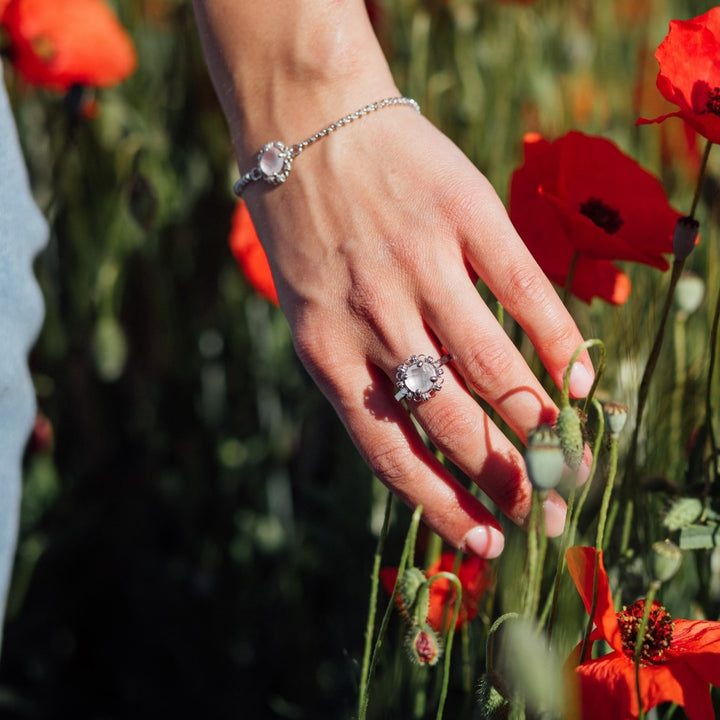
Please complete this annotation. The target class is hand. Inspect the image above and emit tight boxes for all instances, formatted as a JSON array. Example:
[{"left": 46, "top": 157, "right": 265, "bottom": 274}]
[{"left": 243, "top": 106, "right": 594, "bottom": 558}]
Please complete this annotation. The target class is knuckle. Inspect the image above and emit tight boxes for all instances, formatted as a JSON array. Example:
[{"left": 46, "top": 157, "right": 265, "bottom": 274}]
[
  {"left": 463, "top": 339, "right": 515, "bottom": 392},
  {"left": 502, "top": 264, "right": 548, "bottom": 308},
  {"left": 422, "top": 402, "right": 481, "bottom": 454},
  {"left": 366, "top": 439, "right": 417, "bottom": 489}
]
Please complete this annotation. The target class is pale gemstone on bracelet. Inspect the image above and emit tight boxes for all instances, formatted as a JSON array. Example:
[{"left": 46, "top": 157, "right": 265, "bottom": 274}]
[
  {"left": 404, "top": 363, "right": 438, "bottom": 393},
  {"left": 259, "top": 145, "right": 285, "bottom": 176}
]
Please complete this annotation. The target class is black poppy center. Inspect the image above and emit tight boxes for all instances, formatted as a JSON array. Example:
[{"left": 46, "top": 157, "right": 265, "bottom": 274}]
[
  {"left": 580, "top": 197, "right": 624, "bottom": 235},
  {"left": 617, "top": 600, "right": 674, "bottom": 666},
  {"left": 705, "top": 87, "right": 720, "bottom": 116}
]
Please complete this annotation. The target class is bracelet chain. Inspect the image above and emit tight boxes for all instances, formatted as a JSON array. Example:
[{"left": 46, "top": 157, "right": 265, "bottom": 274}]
[{"left": 233, "top": 96, "right": 420, "bottom": 196}]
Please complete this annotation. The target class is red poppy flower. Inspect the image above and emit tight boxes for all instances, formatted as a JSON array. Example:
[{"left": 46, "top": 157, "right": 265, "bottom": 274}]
[
  {"left": 380, "top": 552, "right": 491, "bottom": 633},
  {"left": 638, "top": 8, "right": 720, "bottom": 143},
  {"left": 509, "top": 131, "right": 680, "bottom": 304},
  {"left": 228, "top": 201, "right": 279, "bottom": 306},
  {"left": 1, "top": 0, "right": 137, "bottom": 91},
  {"left": 565, "top": 546, "right": 720, "bottom": 720}
]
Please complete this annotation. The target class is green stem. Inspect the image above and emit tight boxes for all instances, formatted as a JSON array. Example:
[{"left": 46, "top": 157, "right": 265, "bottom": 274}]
[
  {"left": 595, "top": 431, "right": 620, "bottom": 552},
  {"left": 689, "top": 139, "right": 713, "bottom": 219},
  {"left": 623, "top": 141, "right": 712, "bottom": 500},
  {"left": 523, "top": 491, "right": 542, "bottom": 618},
  {"left": 671, "top": 313, "right": 687, "bottom": 477},
  {"left": 485, "top": 612, "right": 520, "bottom": 675},
  {"left": 357, "top": 490, "right": 394, "bottom": 718},
  {"left": 705, "top": 284, "right": 720, "bottom": 491},
  {"left": 623, "top": 259, "right": 685, "bottom": 497},
  {"left": 634, "top": 581, "right": 661, "bottom": 720},
  {"left": 360, "top": 504, "right": 424, "bottom": 720},
  {"left": 424, "top": 572, "right": 462, "bottom": 720},
  {"left": 561, "top": 339, "right": 606, "bottom": 412}
]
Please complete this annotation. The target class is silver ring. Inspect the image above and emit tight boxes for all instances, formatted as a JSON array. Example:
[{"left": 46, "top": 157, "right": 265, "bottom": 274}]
[{"left": 395, "top": 354, "right": 452, "bottom": 403}]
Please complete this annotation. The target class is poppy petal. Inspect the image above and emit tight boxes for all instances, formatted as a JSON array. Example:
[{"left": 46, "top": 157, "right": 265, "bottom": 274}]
[
  {"left": 566, "top": 547, "right": 622, "bottom": 652},
  {"left": 2, "top": 0, "right": 137, "bottom": 91},
  {"left": 228, "top": 201, "right": 279, "bottom": 306}
]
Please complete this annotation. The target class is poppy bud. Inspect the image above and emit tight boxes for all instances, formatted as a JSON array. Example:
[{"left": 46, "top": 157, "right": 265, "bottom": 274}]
[
  {"left": 651, "top": 539, "right": 683, "bottom": 583},
  {"left": 555, "top": 406, "right": 584, "bottom": 471},
  {"left": 603, "top": 402, "right": 628, "bottom": 436},
  {"left": 405, "top": 624, "right": 442, "bottom": 666},
  {"left": 525, "top": 425, "right": 565, "bottom": 490},
  {"left": 673, "top": 216, "right": 700, "bottom": 261},
  {"left": 476, "top": 671, "right": 510, "bottom": 720},
  {"left": 400, "top": 567, "right": 428, "bottom": 620},
  {"left": 674, "top": 271, "right": 705, "bottom": 316}
]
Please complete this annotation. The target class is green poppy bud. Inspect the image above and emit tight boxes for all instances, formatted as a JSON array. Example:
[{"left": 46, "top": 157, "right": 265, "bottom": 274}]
[
  {"left": 555, "top": 406, "right": 584, "bottom": 471},
  {"left": 475, "top": 671, "right": 510, "bottom": 720},
  {"left": 400, "top": 567, "right": 428, "bottom": 620},
  {"left": 525, "top": 425, "right": 565, "bottom": 491},
  {"left": 603, "top": 402, "right": 628, "bottom": 436},
  {"left": 405, "top": 624, "right": 442, "bottom": 666},
  {"left": 674, "top": 271, "right": 705, "bottom": 316},
  {"left": 673, "top": 216, "right": 699, "bottom": 261},
  {"left": 651, "top": 539, "right": 683, "bottom": 583}
]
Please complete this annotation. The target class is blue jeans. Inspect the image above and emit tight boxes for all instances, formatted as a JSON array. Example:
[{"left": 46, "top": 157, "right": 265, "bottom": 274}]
[{"left": 0, "top": 69, "right": 48, "bottom": 648}]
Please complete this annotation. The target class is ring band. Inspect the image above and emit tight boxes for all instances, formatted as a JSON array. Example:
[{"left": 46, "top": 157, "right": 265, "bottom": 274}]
[{"left": 395, "top": 354, "right": 452, "bottom": 403}]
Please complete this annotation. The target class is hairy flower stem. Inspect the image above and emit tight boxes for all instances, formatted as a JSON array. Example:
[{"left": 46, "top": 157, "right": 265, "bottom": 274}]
[
  {"left": 705, "top": 284, "right": 720, "bottom": 491},
  {"left": 623, "top": 259, "right": 685, "bottom": 498},
  {"left": 426, "top": 572, "right": 462, "bottom": 720},
  {"left": 523, "top": 491, "right": 547, "bottom": 621},
  {"left": 623, "top": 140, "right": 712, "bottom": 504},
  {"left": 671, "top": 312, "right": 688, "bottom": 479},
  {"left": 358, "top": 490, "right": 393, "bottom": 718},
  {"left": 360, "top": 504, "right": 423, "bottom": 720},
  {"left": 634, "top": 581, "right": 661, "bottom": 720}
]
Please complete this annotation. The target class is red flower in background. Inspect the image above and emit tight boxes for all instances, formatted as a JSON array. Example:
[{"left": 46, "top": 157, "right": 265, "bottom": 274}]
[
  {"left": 1, "top": 0, "right": 136, "bottom": 91},
  {"left": 566, "top": 547, "right": 720, "bottom": 720},
  {"left": 509, "top": 131, "right": 680, "bottom": 304},
  {"left": 638, "top": 8, "right": 720, "bottom": 143},
  {"left": 380, "top": 552, "right": 491, "bottom": 633},
  {"left": 229, "top": 201, "right": 279, "bottom": 306}
]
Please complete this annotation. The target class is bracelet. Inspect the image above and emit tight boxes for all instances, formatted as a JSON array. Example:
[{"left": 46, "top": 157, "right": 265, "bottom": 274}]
[{"left": 233, "top": 96, "right": 421, "bottom": 196}]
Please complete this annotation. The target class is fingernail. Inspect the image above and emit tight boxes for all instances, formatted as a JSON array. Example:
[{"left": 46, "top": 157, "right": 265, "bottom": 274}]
[
  {"left": 463, "top": 525, "right": 505, "bottom": 559},
  {"left": 542, "top": 496, "right": 567, "bottom": 537},
  {"left": 569, "top": 362, "right": 594, "bottom": 398},
  {"left": 576, "top": 457, "right": 591, "bottom": 486}
]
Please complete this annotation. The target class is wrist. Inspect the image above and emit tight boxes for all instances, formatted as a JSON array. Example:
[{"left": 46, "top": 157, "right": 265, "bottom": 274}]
[{"left": 193, "top": 0, "right": 398, "bottom": 161}]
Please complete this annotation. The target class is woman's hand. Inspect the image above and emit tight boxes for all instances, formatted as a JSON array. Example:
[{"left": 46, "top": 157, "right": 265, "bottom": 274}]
[{"left": 193, "top": 0, "right": 594, "bottom": 558}]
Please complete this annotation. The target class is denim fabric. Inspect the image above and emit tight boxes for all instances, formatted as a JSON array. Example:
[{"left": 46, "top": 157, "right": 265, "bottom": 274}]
[{"left": 0, "top": 68, "right": 48, "bottom": 648}]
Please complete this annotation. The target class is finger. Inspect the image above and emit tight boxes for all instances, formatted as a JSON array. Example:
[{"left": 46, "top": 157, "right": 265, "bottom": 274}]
[
  {"left": 342, "top": 361, "right": 508, "bottom": 558},
  {"left": 395, "top": 355, "right": 569, "bottom": 537},
  {"left": 456, "top": 180, "right": 595, "bottom": 398},
  {"left": 419, "top": 267, "right": 559, "bottom": 444}
]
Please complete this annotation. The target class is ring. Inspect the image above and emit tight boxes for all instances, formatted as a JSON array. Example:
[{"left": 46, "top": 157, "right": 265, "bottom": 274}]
[{"left": 395, "top": 354, "right": 452, "bottom": 402}]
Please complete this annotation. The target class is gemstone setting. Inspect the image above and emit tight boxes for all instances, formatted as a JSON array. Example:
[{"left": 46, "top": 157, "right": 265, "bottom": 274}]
[
  {"left": 395, "top": 354, "right": 450, "bottom": 402},
  {"left": 257, "top": 141, "right": 293, "bottom": 185}
]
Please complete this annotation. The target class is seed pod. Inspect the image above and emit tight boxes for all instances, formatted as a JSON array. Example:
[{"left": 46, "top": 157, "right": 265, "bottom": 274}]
[
  {"left": 651, "top": 539, "right": 683, "bottom": 583},
  {"left": 525, "top": 425, "right": 564, "bottom": 491}
]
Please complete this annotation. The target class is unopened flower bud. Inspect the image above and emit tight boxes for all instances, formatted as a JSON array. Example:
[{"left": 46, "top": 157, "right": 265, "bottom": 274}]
[
  {"left": 674, "top": 271, "right": 705, "bottom": 316},
  {"left": 400, "top": 567, "right": 428, "bottom": 620},
  {"left": 555, "top": 406, "right": 584, "bottom": 471},
  {"left": 673, "top": 216, "right": 700, "bottom": 261},
  {"left": 651, "top": 539, "right": 683, "bottom": 583},
  {"left": 525, "top": 425, "right": 564, "bottom": 490},
  {"left": 406, "top": 624, "right": 442, "bottom": 666},
  {"left": 603, "top": 402, "right": 628, "bottom": 436},
  {"left": 476, "top": 671, "right": 510, "bottom": 720}
]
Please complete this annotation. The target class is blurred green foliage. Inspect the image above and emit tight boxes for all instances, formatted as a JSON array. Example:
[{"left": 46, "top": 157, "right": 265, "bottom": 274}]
[{"left": 2, "top": 0, "right": 719, "bottom": 718}]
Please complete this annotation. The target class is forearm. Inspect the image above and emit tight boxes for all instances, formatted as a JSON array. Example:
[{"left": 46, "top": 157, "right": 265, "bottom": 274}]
[{"left": 192, "top": 0, "right": 398, "bottom": 163}]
